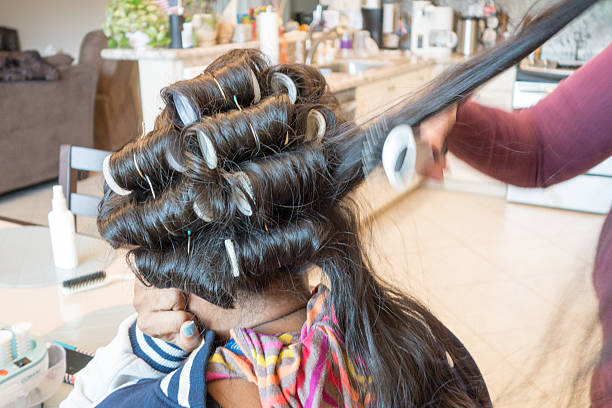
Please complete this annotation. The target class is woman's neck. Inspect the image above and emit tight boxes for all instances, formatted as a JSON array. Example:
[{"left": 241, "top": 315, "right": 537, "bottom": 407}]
[{"left": 187, "top": 282, "right": 310, "bottom": 339}]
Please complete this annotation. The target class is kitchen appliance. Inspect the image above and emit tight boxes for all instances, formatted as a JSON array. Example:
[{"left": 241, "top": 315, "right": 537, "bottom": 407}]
[
  {"left": 411, "top": 2, "right": 457, "bottom": 58},
  {"left": 457, "top": 16, "right": 484, "bottom": 56},
  {"left": 410, "top": 1, "right": 432, "bottom": 56},
  {"left": 428, "top": 6, "right": 457, "bottom": 58},
  {"left": 507, "top": 64, "right": 612, "bottom": 214}
]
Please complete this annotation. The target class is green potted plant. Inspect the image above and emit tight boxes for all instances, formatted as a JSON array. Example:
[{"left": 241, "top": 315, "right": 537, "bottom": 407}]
[{"left": 103, "top": 0, "right": 171, "bottom": 48}]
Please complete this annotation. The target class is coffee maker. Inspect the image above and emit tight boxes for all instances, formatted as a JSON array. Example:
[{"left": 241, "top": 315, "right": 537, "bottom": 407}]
[
  {"left": 428, "top": 6, "right": 457, "bottom": 58},
  {"left": 410, "top": 1, "right": 432, "bottom": 56},
  {"left": 411, "top": 2, "right": 457, "bottom": 59}
]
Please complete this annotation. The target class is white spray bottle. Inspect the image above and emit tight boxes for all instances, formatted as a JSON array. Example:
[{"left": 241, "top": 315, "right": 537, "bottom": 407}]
[{"left": 48, "top": 185, "right": 78, "bottom": 269}]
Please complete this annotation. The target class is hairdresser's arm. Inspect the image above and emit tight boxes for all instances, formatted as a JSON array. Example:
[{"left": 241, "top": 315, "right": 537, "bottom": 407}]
[{"left": 445, "top": 43, "right": 612, "bottom": 187}]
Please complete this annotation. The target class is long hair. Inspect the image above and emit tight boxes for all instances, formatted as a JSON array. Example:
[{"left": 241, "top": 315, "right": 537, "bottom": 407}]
[{"left": 97, "top": 1, "right": 599, "bottom": 406}]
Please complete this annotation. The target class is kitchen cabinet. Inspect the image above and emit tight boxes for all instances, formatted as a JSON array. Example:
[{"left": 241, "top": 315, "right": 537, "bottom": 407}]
[{"left": 354, "top": 67, "right": 434, "bottom": 119}]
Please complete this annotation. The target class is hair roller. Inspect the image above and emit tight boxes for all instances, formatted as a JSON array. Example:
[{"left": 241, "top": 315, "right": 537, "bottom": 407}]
[
  {"left": 103, "top": 155, "right": 132, "bottom": 196},
  {"left": 98, "top": 181, "right": 196, "bottom": 250},
  {"left": 195, "top": 128, "right": 218, "bottom": 169},
  {"left": 173, "top": 92, "right": 199, "bottom": 126},
  {"left": 241, "top": 149, "right": 330, "bottom": 218},
  {"left": 192, "top": 201, "right": 213, "bottom": 222},
  {"left": 185, "top": 94, "right": 293, "bottom": 168},
  {"left": 131, "top": 245, "right": 235, "bottom": 308},
  {"left": 305, "top": 109, "right": 327, "bottom": 144},
  {"left": 232, "top": 215, "right": 330, "bottom": 278},
  {"left": 270, "top": 73, "right": 297, "bottom": 104},
  {"left": 249, "top": 68, "right": 261, "bottom": 104},
  {"left": 228, "top": 171, "right": 255, "bottom": 217},
  {"left": 165, "top": 136, "right": 187, "bottom": 173}
]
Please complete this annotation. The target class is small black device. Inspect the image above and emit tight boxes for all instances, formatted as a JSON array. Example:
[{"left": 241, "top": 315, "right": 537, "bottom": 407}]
[{"left": 54, "top": 341, "right": 94, "bottom": 385}]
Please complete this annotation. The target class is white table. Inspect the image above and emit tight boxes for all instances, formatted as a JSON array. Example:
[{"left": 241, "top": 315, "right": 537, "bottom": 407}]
[{"left": 0, "top": 219, "right": 134, "bottom": 406}]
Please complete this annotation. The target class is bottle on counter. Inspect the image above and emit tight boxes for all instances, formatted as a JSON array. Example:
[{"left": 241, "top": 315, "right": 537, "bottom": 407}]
[
  {"left": 362, "top": 0, "right": 383, "bottom": 48},
  {"left": 382, "top": 0, "right": 400, "bottom": 49},
  {"left": 48, "top": 185, "right": 78, "bottom": 269}
]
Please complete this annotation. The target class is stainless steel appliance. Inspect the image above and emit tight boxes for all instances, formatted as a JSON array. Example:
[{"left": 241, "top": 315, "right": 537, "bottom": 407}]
[{"left": 456, "top": 16, "right": 483, "bottom": 56}]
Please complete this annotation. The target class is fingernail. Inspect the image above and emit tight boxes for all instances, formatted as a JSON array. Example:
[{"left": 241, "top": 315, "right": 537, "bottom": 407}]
[{"left": 182, "top": 321, "right": 195, "bottom": 337}]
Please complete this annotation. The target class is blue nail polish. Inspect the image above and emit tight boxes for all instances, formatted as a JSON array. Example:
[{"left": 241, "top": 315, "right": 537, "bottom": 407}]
[{"left": 183, "top": 321, "right": 195, "bottom": 337}]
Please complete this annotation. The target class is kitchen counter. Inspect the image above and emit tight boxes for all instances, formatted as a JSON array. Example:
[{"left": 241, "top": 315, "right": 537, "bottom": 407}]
[{"left": 324, "top": 58, "right": 436, "bottom": 93}]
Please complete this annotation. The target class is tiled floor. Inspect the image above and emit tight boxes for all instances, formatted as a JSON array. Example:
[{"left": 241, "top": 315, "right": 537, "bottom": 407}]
[
  {"left": 366, "top": 188, "right": 604, "bottom": 407},
  {"left": 0, "top": 181, "right": 605, "bottom": 406}
]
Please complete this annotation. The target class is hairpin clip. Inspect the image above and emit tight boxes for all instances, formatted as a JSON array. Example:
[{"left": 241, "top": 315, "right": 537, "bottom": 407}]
[
  {"left": 271, "top": 73, "right": 297, "bottom": 104},
  {"left": 233, "top": 95, "right": 261, "bottom": 152},
  {"left": 102, "top": 155, "right": 132, "bottom": 196},
  {"left": 224, "top": 239, "right": 240, "bottom": 278},
  {"left": 211, "top": 74, "right": 227, "bottom": 103},
  {"left": 187, "top": 230, "right": 192, "bottom": 255},
  {"left": 133, "top": 153, "right": 156, "bottom": 199},
  {"left": 140, "top": 121, "right": 147, "bottom": 138}
]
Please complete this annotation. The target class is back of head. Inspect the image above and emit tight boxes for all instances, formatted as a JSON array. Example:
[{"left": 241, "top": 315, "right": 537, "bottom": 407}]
[
  {"left": 98, "top": 48, "right": 350, "bottom": 305},
  {"left": 97, "top": 48, "right": 486, "bottom": 407}
]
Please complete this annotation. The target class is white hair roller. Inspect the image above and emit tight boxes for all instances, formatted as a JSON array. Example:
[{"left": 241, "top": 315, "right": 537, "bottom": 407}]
[
  {"left": 249, "top": 68, "right": 261, "bottom": 104},
  {"left": 165, "top": 140, "right": 186, "bottom": 172},
  {"left": 230, "top": 171, "right": 255, "bottom": 216},
  {"left": 193, "top": 201, "right": 213, "bottom": 222},
  {"left": 196, "top": 129, "right": 218, "bottom": 169},
  {"left": 305, "top": 110, "right": 326, "bottom": 143},
  {"left": 224, "top": 239, "right": 241, "bottom": 278},
  {"left": 271, "top": 73, "right": 297, "bottom": 104},
  {"left": 173, "top": 92, "right": 199, "bottom": 126},
  {"left": 102, "top": 155, "right": 132, "bottom": 196}
]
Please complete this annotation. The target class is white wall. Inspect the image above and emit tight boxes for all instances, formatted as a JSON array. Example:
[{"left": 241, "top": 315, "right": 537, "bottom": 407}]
[{"left": 0, "top": 0, "right": 108, "bottom": 61}]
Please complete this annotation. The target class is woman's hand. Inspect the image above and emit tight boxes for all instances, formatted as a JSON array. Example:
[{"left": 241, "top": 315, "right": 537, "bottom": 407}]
[
  {"left": 419, "top": 104, "right": 457, "bottom": 180},
  {"left": 133, "top": 278, "right": 201, "bottom": 352}
]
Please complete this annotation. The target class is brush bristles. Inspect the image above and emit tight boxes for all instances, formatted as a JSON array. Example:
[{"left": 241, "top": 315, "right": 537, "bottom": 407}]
[{"left": 62, "top": 271, "right": 107, "bottom": 293}]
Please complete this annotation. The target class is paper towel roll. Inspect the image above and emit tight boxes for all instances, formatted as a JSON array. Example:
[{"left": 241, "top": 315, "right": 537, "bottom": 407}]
[{"left": 258, "top": 10, "right": 279, "bottom": 64}]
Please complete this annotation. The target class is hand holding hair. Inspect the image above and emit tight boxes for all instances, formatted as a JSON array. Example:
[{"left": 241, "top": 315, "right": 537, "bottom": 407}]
[
  {"left": 418, "top": 104, "right": 457, "bottom": 181},
  {"left": 133, "top": 278, "right": 201, "bottom": 353}
]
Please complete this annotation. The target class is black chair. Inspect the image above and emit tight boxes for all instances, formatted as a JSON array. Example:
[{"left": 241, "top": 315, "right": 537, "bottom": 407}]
[{"left": 58, "top": 144, "right": 110, "bottom": 229}]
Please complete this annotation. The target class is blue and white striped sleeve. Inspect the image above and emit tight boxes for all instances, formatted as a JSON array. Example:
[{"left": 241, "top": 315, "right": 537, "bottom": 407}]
[{"left": 128, "top": 321, "right": 190, "bottom": 373}]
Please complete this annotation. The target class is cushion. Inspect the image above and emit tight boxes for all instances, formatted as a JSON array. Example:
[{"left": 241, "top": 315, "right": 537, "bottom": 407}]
[
  {"left": 0, "top": 50, "right": 58, "bottom": 81},
  {"left": 44, "top": 52, "right": 74, "bottom": 68}
]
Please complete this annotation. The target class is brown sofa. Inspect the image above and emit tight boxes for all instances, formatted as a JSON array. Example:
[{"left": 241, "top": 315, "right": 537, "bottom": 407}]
[{"left": 0, "top": 41, "right": 97, "bottom": 194}]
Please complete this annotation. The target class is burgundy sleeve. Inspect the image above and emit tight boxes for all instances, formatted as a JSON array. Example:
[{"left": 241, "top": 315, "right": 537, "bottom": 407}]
[{"left": 447, "top": 42, "right": 612, "bottom": 188}]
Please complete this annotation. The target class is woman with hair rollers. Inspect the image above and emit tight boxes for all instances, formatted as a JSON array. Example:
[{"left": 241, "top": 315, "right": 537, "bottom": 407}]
[{"left": 60, "top": 1, "right": 604, "bottom": 407}]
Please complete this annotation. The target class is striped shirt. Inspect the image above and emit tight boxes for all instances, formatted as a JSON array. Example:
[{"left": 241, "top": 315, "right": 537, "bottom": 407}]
[{"left": 96, "top": 285, "right": 367, "bottom": 408}]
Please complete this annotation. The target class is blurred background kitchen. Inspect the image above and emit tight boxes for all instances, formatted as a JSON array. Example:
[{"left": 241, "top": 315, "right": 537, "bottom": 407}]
[{"left": 0, "top": 0, "right": 611, "bottom": 406}]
